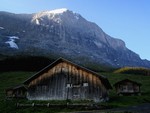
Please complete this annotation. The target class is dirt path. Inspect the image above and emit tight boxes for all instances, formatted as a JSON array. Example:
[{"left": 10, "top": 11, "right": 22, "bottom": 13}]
[{"left": 66, "top": 103, "right": 150, "bottom": 113}]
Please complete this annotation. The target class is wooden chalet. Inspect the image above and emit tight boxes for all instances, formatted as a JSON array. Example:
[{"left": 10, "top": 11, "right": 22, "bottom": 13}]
[
  {"left": 5, "top": 85, "right": 27, "bottom": 98},
  {"left": 24, "top": 58, "right": 112, "bottom": 102},
  {"left": 114, "top": 79, "right": 142, "bottom": 96}
]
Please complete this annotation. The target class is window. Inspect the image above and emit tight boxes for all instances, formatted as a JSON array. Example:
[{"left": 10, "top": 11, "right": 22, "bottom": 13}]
[
  {"left": 122, "top": 85, "right": 127, "bottom": 92},
  {"left": 42, "top": 85, "right": 47, "bottom": 91},
  {"left": 128, "top": 85, "right": 133, "bottom": 91},
  {"left": 134, "top": 86, "right": 139, "bottom": 92},
  {"left": 36, "top": 85, "right": 47, "bottom": 91},
  {"left": 62, "top": 68, "right": 68, "bottom": 72},
  {"left": 83, "top": 83, "right": 88, "bottom": 87},
  {"left": 66, "top": 83, "right": 72, "bottom": 88},
  {"left": 73, "top": 84, "right": 81, "bottom": 87},
  {"left": 36, "top": 86, "right": 41, "bottom": 91}
]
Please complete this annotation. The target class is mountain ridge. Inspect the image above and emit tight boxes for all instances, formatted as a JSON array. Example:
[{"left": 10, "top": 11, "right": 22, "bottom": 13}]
[{"left": 0, "top": 9, "right": 150, "bottom": 68}]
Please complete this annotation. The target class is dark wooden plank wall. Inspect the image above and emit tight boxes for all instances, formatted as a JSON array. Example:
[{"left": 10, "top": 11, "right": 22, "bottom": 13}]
[
  {"left": 27, "top": 62, "right": 108, "bottom": 102},
  {"left": 116, "top": 82, "right": 140, "bottom": 93}
]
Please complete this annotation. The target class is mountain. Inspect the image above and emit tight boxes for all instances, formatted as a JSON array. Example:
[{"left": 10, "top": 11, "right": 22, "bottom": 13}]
[{"left": 0, "top": 8, "right": 150, "bottom": 68}]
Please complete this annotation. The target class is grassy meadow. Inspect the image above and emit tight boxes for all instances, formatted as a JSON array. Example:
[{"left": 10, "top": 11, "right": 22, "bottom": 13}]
[
  {"left": 0, "top": 71, "right": 150, "bottom": 113},
  {"left": 102, "top": 72, "right": 150, "bottom": 107}
]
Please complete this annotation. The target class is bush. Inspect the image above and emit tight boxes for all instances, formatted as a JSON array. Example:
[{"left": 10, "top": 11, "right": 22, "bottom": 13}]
[{"left": 114, "top": 67, "right": 150, "bottom": 76}]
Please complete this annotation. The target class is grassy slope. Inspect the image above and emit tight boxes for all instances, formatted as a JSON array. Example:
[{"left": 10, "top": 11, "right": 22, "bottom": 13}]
[
  {"left": 0, "top": 72, "right": 34, "bottom": 113},
  {"left": 0, "top": 72, "right": 34, "bottom": 99},
  {"left": 0, "top": 72, "right": 150, "bottom": 112},
  {"left": 102, "top": 73, "right": 150, "bottom": 107}
]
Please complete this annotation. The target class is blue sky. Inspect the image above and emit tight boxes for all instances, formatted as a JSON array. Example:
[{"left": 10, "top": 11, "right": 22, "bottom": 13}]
[{"left": 0, "top": 0, "right": 150, "bottom": 60}]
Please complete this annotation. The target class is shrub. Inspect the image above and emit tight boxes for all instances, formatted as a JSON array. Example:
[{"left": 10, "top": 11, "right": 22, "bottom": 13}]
[{"left": 114, "top": 67, "right": 150, "bottom": 76}]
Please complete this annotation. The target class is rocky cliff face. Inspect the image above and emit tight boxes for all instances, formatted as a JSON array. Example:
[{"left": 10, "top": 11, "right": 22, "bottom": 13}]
[{"left": 0, "top": 8, "right": 150, "bottom": 68}]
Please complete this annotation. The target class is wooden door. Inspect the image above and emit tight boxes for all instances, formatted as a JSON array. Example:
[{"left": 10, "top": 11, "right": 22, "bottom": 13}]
[{"left": 72, "top": 87, "right": 80, "bottom": 99}]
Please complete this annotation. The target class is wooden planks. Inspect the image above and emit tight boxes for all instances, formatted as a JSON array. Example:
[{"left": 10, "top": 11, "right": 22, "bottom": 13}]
[{"left": 27, "top": 61, "right": 108, "bottom": 102}]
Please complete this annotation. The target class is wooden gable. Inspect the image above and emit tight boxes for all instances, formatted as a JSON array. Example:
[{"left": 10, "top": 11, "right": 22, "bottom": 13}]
[{"left": 24, "top": 58, "right": 112, "bottom": 89}]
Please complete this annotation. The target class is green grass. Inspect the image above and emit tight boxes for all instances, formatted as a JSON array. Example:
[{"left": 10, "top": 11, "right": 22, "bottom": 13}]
[
  {"left": 0, "top": 72, "right": 34, "bottom": 113},
  {"left": 0, "top": 71, "right": 150, "bottom": 112},
  {"left": 102, "top": 72, "right": 150, "bottom": 107},
  {"left": 0, "top": 72, "right": 34, "bottom": 99}
]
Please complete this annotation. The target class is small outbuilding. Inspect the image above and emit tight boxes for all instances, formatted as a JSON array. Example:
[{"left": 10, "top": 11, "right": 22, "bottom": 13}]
[
  {"left": 5, "top": 85, "right": 27, "bottom": 98},
  {"left": 114, "top": 79, "right": 141, "bottom": 96},
  {"left": 24, "top": 58, "right": 112, "bottom": 102}
]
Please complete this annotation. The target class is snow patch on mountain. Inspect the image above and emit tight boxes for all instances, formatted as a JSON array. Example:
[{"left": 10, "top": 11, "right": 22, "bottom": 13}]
[
  {"left": 74, "top": 14, "right": 79, "bottom": 20},
  {"left": 0, "top": 27, "right": 4, "bottom": 29},
  {"left": 35, "top": 19, "right": 40, "bottom": 25},
  {"left": 5, "top": 36, "right": 19, "bottom": 49},
  {"left": 94, "top": 41, "right": 102, "bottom": 48}
]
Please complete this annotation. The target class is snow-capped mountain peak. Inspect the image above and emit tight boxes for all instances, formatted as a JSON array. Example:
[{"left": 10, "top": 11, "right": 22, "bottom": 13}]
[
  {"left": 32, "top": 8, "right": 81, "bottom": 25},
  {"left": 46, "top": 8, "right": 68, "bottom": 14},
  {"left": 33, "top": 8, "right": 68, "bottom": 18},
  {"left": 32, "top": 8, "right": 69, "bottom": 25}
]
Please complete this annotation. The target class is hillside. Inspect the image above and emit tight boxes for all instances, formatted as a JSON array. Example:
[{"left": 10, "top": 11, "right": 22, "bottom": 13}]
[
  {"left": 0, "top": 56, "right": 114, "bottom": 72},
  {"left": 0, "top": 56, "right": 54, "bottom": 72}
]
